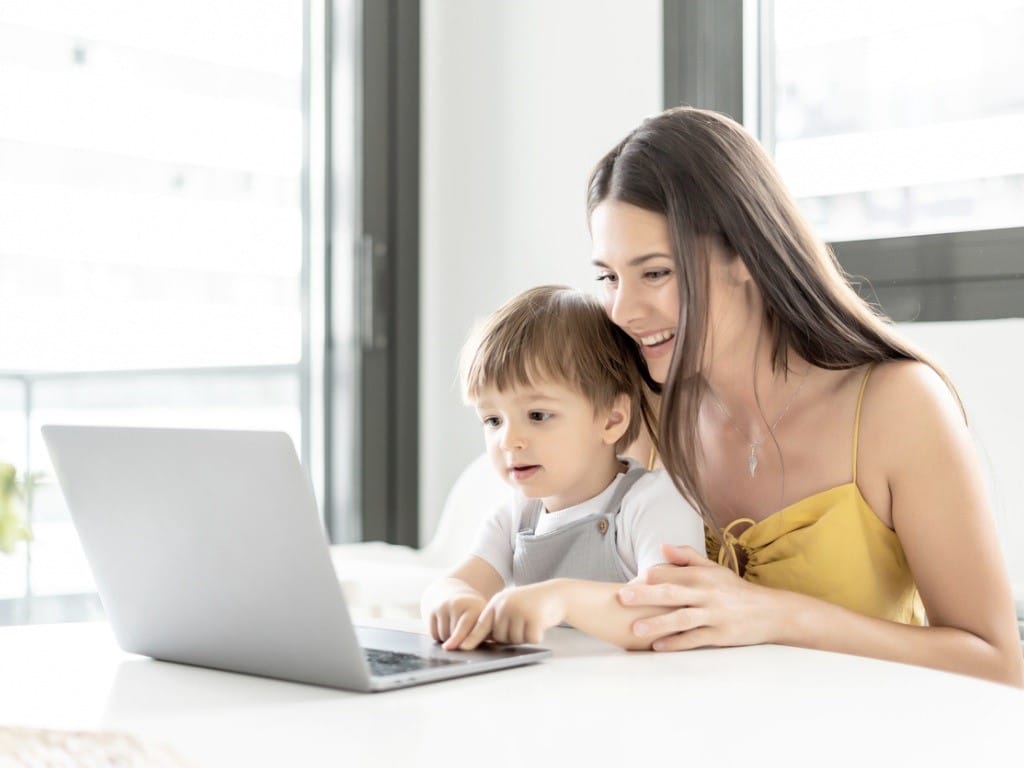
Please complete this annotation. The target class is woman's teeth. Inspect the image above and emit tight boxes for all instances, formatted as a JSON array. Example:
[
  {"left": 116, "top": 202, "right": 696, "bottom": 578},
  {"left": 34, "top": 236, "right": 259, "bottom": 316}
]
[{"left": 640, "top": 330, "right": 675, "bottom": 347}]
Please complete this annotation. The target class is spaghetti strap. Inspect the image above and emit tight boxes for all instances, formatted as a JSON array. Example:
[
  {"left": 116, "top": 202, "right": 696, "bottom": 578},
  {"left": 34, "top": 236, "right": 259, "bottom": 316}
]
[
  {"left": 647, "top": 446, "right": 657, "bottom": 471},
  {"left": 852, "top": 364, "right": 876, "bottom": 482}
]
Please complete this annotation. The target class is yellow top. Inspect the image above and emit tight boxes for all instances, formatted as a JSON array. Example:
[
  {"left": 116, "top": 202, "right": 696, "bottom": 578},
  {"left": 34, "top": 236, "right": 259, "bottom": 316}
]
[{"left": 705, "top": 366, "right": 926, "bottom": 625}]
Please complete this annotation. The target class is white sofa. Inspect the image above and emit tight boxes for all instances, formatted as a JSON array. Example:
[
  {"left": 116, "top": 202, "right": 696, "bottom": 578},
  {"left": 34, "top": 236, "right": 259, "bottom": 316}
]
[{"left": 331, "top": 318, "right": 1024, "bottom": 632}]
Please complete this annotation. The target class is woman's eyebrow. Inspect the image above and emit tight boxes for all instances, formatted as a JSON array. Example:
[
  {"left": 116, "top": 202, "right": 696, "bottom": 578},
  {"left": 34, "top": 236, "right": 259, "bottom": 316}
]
[{"left": 591, "top": 252, "right": 671, "bottom": 268}]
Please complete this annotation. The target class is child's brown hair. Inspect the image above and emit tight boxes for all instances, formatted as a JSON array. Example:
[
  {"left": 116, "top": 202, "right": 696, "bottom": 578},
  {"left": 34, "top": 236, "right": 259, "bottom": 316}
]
[{"left": 460, "top": 285, "right": 656, "bottom": 452}]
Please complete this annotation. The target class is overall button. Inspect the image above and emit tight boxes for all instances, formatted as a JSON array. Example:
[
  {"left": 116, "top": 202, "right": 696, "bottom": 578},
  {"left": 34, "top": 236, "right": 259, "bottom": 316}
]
[{"left": 596, "top": 518, "right": 609, "bottom": 535}]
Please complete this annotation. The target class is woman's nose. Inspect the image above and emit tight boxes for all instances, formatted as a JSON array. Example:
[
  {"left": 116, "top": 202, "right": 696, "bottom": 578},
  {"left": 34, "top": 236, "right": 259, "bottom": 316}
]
[{"left": 608, "top": 282, "right": 640, "bottom": 329}]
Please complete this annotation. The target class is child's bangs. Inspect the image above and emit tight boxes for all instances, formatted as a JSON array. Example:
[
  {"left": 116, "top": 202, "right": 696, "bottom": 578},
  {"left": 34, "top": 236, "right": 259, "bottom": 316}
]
[{"left": 463, "top": 330, "right": 576, "bottom": 400}]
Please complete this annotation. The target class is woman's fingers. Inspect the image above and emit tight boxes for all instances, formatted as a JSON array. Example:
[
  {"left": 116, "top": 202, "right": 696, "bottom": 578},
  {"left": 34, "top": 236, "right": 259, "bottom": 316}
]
[
  {"left": 651, "top": 626, "right": 717, "bottom": 652},
  {"left": 619, "top": 581, "right": 701, "bottom": 607},
  {"left": 632, "top": 607, "right": 709, "bottom": 641},
  {"left": 659, "top": 544, "right": 716, "bottom": 570}
]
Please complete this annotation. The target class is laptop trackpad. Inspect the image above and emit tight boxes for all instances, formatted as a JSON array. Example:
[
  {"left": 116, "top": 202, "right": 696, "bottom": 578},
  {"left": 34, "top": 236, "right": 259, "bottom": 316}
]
[{"left": 355, "top": 625, "right": 544, "bottom": 674}]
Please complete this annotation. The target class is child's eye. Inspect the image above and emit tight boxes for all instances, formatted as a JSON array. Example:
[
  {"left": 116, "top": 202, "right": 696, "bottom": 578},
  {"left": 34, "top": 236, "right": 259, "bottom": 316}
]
[
  {"left": 482, "top": 416, "right": 501, "bottom": 428},
  {"left": 528, "top": 411, "right": 552, "bottom": 423}
]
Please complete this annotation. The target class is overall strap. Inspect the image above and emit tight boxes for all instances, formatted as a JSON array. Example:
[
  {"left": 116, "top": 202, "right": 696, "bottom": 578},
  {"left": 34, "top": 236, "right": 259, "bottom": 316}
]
[
  {"left": 852, "top": 364, "right": 876, "bottom": 483},
  {"left": 517, "top": 498, "right": 544, "bottom": 535},
  {"left": 600, "top": 465, "right": 648, "bottom": 517},
  {"left": 516, "top": 464, "right": 647, "bottom": 534}
]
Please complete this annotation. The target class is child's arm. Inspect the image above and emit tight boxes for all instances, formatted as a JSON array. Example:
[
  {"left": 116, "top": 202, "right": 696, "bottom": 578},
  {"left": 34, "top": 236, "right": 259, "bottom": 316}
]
[
  {"left": 626, "top": 471, "right": 707, "bottom": 572},
  {"left": 421, "top": 556, "right": 505, "bottom": 649},
  {"left": 457, "top": 473, "right": 706, "bottom": 651},
  {"left": 456, "top": 578, "right": 667, "bottom": 651}
]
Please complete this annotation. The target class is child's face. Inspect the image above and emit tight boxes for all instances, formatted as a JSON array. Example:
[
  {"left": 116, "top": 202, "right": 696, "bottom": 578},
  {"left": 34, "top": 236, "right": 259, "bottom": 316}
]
[{"left": 473, "top": 380, "right": 626, "bottom": 512}]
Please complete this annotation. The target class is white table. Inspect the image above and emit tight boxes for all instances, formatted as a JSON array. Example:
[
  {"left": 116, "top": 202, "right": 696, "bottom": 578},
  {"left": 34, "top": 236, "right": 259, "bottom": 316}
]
[{"left": 1, "top": 620, "right": 1022, "bottom": 767}]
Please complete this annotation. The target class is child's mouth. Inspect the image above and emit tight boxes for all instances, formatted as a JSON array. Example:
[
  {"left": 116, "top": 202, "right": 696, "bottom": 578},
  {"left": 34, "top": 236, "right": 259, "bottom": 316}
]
[{"left": 508, "top": 464, "right": 540, "bottom": 482}]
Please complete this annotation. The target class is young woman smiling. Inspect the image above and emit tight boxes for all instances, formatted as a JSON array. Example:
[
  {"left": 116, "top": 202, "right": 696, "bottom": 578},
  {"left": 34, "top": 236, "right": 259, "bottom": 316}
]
[{"left": 583, "top": 106, "right": 1022, "bottom": 686}]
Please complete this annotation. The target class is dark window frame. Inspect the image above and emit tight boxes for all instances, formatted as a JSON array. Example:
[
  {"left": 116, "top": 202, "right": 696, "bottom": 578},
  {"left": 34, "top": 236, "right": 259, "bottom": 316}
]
[{"left": 322, "top": 0, "right": 419, "bottom": 545}]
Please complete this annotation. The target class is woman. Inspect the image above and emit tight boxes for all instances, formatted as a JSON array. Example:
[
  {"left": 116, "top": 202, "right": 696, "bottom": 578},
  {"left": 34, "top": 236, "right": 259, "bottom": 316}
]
[{"left": 587, "top": 106, "right": 1022, "bottom": 685}]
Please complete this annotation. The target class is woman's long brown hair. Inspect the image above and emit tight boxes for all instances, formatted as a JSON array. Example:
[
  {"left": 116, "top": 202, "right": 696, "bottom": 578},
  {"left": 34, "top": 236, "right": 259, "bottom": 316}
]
[{"left": 587, "top": 106, "right": 956, "bottom": 561}]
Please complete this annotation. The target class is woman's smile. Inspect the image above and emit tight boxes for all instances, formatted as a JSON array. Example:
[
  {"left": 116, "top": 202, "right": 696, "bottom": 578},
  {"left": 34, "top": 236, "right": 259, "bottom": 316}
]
[{"left": 638, "top": 329, "right": 676, "bottom": 359}]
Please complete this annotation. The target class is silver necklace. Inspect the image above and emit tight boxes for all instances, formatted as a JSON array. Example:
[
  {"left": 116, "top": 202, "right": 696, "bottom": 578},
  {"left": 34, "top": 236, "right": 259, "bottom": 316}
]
[{"left": 708, "top": 370, "right": 809, "bottom": 478}]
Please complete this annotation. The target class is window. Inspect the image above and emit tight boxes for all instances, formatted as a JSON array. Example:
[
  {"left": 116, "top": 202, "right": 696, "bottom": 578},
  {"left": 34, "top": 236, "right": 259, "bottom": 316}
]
[
  {"left": 0, "top": 2, "right": 422, "bottom": 623},
  {"left": 0, "top": 1, "right": 307, "bottom": 611},
  {"left": 766, "top": 0, "right": 1024, "bottom": 242},
  {"left": 665, "top": 0, "right": 1024, "bottom": 322}
]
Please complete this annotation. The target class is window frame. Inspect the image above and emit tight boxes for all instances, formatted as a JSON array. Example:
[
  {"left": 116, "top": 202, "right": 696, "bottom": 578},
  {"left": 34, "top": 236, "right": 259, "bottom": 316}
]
[
  {"left": 664, "top": 0, "right": 1024, "bottom": 322},
  {"left": 344, "top": 0, "right": 420, "bottom": 546}
]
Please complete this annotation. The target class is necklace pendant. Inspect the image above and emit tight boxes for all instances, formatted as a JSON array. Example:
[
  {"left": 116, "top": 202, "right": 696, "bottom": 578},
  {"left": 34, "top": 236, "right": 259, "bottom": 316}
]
[{"left": 748, "top": 445, "right": 758, "bottom": 478}]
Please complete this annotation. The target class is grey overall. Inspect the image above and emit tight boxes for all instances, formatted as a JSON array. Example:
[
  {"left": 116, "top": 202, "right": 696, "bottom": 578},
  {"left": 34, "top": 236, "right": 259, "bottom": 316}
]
[{"left": 511, "top": 466, "right": 647, "bottom": 586}]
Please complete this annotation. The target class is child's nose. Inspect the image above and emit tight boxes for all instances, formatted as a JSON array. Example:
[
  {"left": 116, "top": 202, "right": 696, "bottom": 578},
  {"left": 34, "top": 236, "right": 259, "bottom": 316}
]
[{"left": 499, "top": 425, "right": 525, "bottom": 451}]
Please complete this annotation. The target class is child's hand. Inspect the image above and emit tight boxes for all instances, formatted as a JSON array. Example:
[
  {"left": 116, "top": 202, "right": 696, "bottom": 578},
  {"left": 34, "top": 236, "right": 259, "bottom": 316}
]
[
  {"left": 430, "top": 592, "right": 489, "bottom": 651},
  {"left": 463, "top": 580, "right": 569, "bottom": 648}
]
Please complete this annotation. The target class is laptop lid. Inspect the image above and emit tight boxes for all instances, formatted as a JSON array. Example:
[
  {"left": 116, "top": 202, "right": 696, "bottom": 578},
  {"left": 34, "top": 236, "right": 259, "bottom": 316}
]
[{"left": 41, "top": 426, "right": 548, "bottom": 692}]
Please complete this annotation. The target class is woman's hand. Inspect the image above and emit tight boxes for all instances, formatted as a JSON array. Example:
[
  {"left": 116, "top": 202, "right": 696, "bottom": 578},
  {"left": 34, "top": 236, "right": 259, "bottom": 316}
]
[{"left": 619, "top": 544, "right": 782, "bottom": 650}]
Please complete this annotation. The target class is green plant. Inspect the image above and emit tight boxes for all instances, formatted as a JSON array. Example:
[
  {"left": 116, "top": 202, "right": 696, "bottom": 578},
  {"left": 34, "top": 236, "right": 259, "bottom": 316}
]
[{"left": 0, "top": 463, "right": 34, "bottom": 554}]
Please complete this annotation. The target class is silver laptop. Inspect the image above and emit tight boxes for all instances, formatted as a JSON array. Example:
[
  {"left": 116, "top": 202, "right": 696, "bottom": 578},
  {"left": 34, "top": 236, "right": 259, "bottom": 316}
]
[{"left": 42, "top": 425, "right": 549, "bottom": 692}]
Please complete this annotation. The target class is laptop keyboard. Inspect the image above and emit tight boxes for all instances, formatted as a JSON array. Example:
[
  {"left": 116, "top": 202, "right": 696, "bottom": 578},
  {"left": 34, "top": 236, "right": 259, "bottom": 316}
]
[{"left": 363, "top": 647, "right": 462, "bottom": 677}]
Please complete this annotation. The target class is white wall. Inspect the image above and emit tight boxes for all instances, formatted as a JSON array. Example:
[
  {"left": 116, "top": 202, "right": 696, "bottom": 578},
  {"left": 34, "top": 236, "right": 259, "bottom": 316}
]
[
  {"left": 419, "top": 0, "right": 663, "bottom": 542},
  {"left": 897, "top": 320, "right": 1024, "bottom": 592}
]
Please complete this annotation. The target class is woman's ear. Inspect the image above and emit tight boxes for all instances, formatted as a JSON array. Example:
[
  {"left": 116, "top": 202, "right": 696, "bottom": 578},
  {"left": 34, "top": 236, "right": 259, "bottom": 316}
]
[
  {"left": 601, "top": 392, "right": 632, "bottom": 446},
  {"left": 706, "top": 235, "right": 752, "bottom": 287},
  {"left": 728, "top": 254, "right": 753, "bottom": 285}
]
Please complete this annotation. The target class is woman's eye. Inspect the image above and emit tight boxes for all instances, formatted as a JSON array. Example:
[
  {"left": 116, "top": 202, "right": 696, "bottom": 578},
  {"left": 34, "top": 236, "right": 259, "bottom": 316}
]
[
  {"left": 645, "top": 269, "right": 671, "bottom": 280},
  {"left": 595, "top": 272, "right": 617, "bottom": 285},
  {"left": 528, "top": 411, "right": 551, "bottom": 423}
]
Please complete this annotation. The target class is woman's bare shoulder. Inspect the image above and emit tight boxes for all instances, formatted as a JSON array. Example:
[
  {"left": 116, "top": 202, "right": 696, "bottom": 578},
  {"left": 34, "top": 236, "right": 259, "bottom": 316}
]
[
  {"left": 850, "top": 360, "right": 974, "bottom": 529},
  {"left": 861, "top": 359, "right": 968, "bottom": 458},
  {"left": 867, "top": 359, "right": 961, "bottom": 413}
]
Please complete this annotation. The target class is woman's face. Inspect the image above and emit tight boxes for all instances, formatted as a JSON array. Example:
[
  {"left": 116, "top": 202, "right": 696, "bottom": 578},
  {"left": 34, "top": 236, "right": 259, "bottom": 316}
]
[{"left": 590, "top": 200, "right": 679, "bottom": 384}]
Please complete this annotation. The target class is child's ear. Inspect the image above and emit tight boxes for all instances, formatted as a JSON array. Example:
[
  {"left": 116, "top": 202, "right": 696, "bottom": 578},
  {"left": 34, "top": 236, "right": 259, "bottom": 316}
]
[{"left": 601, "top": 393, "right": 632, "bottom": 446}]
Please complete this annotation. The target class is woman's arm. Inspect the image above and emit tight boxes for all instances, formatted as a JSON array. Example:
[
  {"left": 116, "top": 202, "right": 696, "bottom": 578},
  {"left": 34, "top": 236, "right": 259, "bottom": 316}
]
[
  {"left": 864, "top": 362, "right": 1022, "bottom": 684},
  {"left": 626, "top": 545, "right": 1023, "bottom": 686},
  {"left": 620, "top": 363, "right": 1023, "bottom": 686}
]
